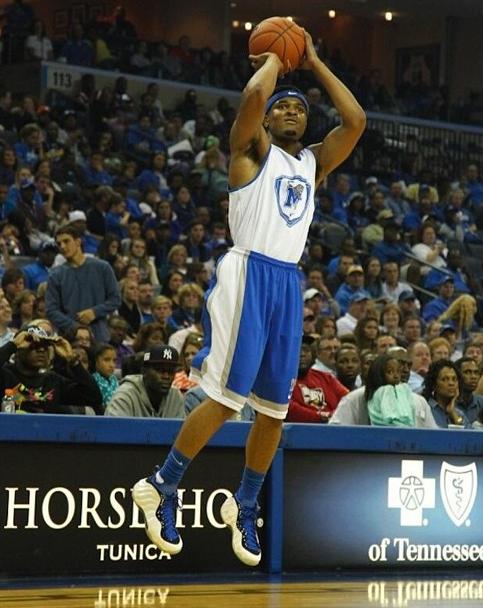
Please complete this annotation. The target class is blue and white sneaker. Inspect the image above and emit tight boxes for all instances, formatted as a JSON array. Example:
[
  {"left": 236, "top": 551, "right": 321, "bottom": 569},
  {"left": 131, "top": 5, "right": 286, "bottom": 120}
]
[
  {"left": 132, "top": 474, "right": 182, "bottom": 555},
  {"left": 220, "top": 494, "right": 261, "bottom": 566}
]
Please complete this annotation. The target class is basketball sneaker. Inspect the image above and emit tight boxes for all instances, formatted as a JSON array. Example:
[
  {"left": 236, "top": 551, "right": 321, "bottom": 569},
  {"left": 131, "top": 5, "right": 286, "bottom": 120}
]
[
  {"left": 220, "top": 494, "right": 261, "bottom": 566},
  {"left": 132, "top": 472, "right": 183, "bottom": 555}
]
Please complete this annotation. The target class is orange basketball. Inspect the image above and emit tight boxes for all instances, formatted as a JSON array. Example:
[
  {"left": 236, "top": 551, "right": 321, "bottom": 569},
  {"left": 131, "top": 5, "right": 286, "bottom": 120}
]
[{"left": 248, "top": 17, "right": 306, "bottom": 73}]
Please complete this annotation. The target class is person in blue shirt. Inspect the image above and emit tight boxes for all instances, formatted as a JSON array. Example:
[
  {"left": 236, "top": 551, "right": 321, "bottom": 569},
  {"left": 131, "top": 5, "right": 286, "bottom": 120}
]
[
  {"left": 422, "top": 276, "right": 455, "bottom": 323},
  {"left": 135, "top": 152, "right": 169, "bottom": 195},
  {"left": 83, "top": 151, "right": 113, "bottom": 187},
  {"left": 58, "top": 23, "right": 93, "bottom": 66},
  {"left": 335, "top": 264, "right": 365, "bottom": 315},
  {"left": 421, "top": 359, "right": 470, "bottom": 428},
  {"left": 126, "top": 113, "right": 166, "bottom": 160},
  {"left": 14, "top": 124, "right": 43, "bottom": 169},
  {"left": 455, "top": 357, "right": 483, "bottom": 425},
  {"left": 424, "top": 248, "right": 471, "bottom": 293},
  {"left": 22, "top": 241, "right": 57, "bottom": 291},
  {"left": 371, "top": 222, "right": 411, "bottom": 265}
]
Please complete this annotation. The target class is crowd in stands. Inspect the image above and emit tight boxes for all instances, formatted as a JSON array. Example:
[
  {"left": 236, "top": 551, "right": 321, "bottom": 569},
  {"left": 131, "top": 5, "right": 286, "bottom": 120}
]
[
  {"left": 0, "top": 3, "right": 483, "bottom": 429},
  {"left": 0, "top": 1, "right": 482, "bottom": 126}
]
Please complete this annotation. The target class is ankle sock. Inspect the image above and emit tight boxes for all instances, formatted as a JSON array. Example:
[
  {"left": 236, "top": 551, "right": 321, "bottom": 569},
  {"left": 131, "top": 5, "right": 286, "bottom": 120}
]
[{"left": 152, "top": 447, "right": 191, "bottom": 495}]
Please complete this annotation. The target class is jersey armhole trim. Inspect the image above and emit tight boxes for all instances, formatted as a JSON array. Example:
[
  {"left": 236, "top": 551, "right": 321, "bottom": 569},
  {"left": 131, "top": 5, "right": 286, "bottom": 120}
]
[{"left": 228, "top": 145, "right": 272, "bottom": 194}]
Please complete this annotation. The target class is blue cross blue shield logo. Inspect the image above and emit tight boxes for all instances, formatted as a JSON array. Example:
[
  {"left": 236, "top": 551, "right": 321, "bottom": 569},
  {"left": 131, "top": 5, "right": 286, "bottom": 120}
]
[{"left": 275, "top": 175, "right": 311, "bottom": 227}]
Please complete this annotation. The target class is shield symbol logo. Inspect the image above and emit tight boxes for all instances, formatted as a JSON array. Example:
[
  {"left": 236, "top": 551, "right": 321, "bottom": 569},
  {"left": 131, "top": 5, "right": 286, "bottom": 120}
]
[{"left": 440, "top": 462, "right": 477, "bottom": 527}]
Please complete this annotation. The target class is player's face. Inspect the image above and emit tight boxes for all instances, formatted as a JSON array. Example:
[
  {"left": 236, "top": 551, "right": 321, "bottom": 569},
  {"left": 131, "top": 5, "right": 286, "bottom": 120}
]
[{"left": 267, "top": 98, "right": 307, "bottom": 141}]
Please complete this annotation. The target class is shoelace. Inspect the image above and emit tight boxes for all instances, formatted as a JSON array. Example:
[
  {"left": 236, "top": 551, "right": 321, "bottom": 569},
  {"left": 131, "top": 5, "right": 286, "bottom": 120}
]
[
  {"left": 158, "top": 493, "right": 182, "bottom": 541},
  {"left": 239, "top": 504, "right": 260, "bottom": 553}
]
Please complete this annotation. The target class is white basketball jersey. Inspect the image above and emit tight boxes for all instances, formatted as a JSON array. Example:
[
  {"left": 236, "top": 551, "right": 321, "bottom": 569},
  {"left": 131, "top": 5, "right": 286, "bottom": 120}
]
[{"left": 228, "top": 144, "right": 317, "bottom": 263}]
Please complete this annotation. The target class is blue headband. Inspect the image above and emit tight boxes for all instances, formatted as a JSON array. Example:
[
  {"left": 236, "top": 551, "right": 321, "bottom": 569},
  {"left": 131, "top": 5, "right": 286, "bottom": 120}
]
[{"left": 265, "top": 90, "right": 309, "bottom": 114}]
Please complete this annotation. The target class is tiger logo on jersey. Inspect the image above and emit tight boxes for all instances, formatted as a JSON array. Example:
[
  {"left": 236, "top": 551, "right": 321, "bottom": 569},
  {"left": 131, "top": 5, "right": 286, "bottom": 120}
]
[{"left": 275, "top": 175, "right": 312, "bottom": 227}]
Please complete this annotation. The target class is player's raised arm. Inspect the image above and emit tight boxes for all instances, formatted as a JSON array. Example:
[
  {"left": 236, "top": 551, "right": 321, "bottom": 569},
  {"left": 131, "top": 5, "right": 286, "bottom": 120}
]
[
  {"left": 229, "top": 52, "right": 284, "bottom": 156},
  {"left": 302, "top": 32, "right": 366, "bottom": 187}
]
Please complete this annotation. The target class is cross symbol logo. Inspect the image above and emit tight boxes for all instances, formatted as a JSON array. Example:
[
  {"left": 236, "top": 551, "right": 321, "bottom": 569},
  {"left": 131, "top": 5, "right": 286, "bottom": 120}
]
[{"left": 388, "top": 460, "right": 436, "bottom": 526}]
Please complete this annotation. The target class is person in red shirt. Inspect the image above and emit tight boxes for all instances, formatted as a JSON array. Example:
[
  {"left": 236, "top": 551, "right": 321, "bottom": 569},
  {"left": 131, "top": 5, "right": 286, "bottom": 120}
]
[{"left": 287, "top": 337, "right": 349, "bottom": 422}]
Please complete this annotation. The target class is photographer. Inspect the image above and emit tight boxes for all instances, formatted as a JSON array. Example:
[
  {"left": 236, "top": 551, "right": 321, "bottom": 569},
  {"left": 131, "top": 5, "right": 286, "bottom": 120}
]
[{"left": 0, "top": 324, "right": 102, "bottom": 415}]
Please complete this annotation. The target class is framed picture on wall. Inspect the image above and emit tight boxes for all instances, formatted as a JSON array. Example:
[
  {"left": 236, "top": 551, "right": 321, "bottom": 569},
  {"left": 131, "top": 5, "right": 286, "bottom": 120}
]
[
  {"left": 88, "top": 4, "right": 106, "bottom": 22},
  {"left": 71, "top": 3, "right": 87, "bottom": 25},
  {"left": 53, "top": 9, "right": 69, "bottom": 34},
  {"left": 395, "top": 45, "right": 440, "bottom": 90}
]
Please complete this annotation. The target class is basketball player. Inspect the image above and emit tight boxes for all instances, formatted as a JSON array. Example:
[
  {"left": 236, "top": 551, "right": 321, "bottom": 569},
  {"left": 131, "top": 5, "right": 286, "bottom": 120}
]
[{"left": 132, "top": 31, "right": 365, "bottom": 567}]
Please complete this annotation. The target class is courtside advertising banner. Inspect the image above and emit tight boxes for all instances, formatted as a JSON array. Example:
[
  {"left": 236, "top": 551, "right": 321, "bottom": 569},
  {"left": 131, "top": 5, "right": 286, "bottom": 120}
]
[
  {"left": 0, "top": 443, "right": 260, "bottom": 576},
  {"left": 284, "top": 452, "right": 483, "bottom": 569}
]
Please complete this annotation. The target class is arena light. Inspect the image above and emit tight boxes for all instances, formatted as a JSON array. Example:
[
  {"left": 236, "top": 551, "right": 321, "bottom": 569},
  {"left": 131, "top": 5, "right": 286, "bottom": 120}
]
[
  {"left": 385, "top": 11, "right": 393, "bottom": 21},
  {"left": 232, "top": 20, "right": 240, "bottom": 28},
  {"left": 328, "top": 9, "right": 336, "bottom": 19},
  {"left": 244, "top": 22, "right": 253, "bottom": 31}
]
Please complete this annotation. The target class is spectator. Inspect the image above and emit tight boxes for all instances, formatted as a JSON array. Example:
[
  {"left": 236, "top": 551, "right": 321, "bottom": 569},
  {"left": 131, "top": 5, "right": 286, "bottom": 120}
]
[
  {"left": 46, "top": 225, "right": 121, "bottom": 342},
  {"left": 408, "top": 340, "right": 431, "bottom": 392},
  {"left": 455, "top": 357, "right": 483, "bottom": 425},
  {"left": 335, "top": 345, "right": 361, "bottom": 391},
  {"left": 422, "top": 276, "right": 455, "bottom": 323},
  {"left": 107, "top": 315, "right": 134, "bottom": 370},
  {"left": 311, "top": 335, "right": 340, "bottom": 375},
  {"left": 126, "top": 238, "right": 159, "bottom": 286},
  {"left": 167, "top": 283, "right": 204, "bottom": 332},
  {"left": 0, "top": 297, "right": 14, "bottom": 347},
  {"left": 92, "top": 343, "right": 119, "bottom": 409},
  {"left": 381, "top": 261, "right": 412, "bottom": 303},
  {"left": 428, "top": 337, "right": 451, "bottom": 363},
  {"left": 11, "top": 289, "right": 35, "bottom": 329},
  {"left": 172, "top": 332, "right": 202, "bottom": 393},
  {"left": 58, "top": 23, "right": 93, "bottom": 67},
  {"left": 118, "top": 278, "right": 142, "bottom": 336},
  {"left": 335, "top": 264, "right": 365, "bottom": 315},
  {"left": 25, "top": 19, "right": 52, "bottom": 61},
  {"left": 0, "top": 323, "right": 102, "bottom": 414},
  {"left": 400, "top": 314, "right": 423, "bottom": 349},
  {"left": 287, "top": 337, "right": 348, "bottom": 423},
  {"left": 422, "top": 359, "right": 469, "bottom": 428},
  {"left": 411, "top": 222, "right": 446, "bottom": 275},
  {"left": 379, "top": 302, "right": 402, "bottom": 338},
  {"left": 424, "top": 248, "right": 471, "bottom": 294},
  {"left": 22, "top": 241, "right": 57, "bottom": 291},
  {"left": 2, "top": 268, "right": 25, "bottom": 304},
  {"left": 105, "top": 344, "right": 184, "bottom": 418},
  {"left": 364, "top": 256, "right": 383, "bottom": 299},
  {"left": 336, "top": 290, "right": 370, "bottom": 336},
  {"left": 375, "top": 332, "right": 397, "bottom": 355},
  {"left": 354, "top": 316, "right": 379, "bottom": 351}
]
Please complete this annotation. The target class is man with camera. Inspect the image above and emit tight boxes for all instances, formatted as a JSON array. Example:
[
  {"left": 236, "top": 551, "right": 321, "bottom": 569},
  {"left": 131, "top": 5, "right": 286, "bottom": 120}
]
[{"left": 0, "top": 324, "right": 102, "bottom": 414}]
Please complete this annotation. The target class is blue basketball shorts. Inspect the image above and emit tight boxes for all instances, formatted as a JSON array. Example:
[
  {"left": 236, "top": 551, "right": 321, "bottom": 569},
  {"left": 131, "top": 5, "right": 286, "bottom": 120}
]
[{"left": 191, "top": 246, "right": 303, "bottom": 419}]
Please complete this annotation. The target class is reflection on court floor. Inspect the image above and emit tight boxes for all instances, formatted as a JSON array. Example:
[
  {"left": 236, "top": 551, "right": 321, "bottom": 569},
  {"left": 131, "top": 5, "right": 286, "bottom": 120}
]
[{"left": 0, "top": 577, "right": 483, "bottom": 608}]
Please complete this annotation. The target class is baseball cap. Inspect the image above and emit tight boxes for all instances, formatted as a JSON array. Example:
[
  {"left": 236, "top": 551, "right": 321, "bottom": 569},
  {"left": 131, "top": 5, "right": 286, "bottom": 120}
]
[
  {"left": 347, "top": 264, "right": 364, "bottom": 275},
  {"left": 303, "top": 288, "right": 323, "bottom": 302},
  {"left": 20, "top": 177, "right": 35, "bottom": 189},
  {"left": 398, "top": 290, "right": 416, "bottom": 302},
  {"left": 69, "top": 210, "right": 87, "bottom": 222},
  {"left": 377, "top": 209, "right": 394, "bottom": 221},
  {"left": 349, "top": 290, "right": 370, "bottom": 303},
  {"left": 347, "top": 191, "right": 364, "bottom": 204},
  {"left": 387, "top": 345, "right": 411, "bottom": 362},
  {"left": 365, "top": 176, "right": 378, "bottom": 186},
  {"left": 440, "top": 321, "right": 456, "bottom": 334},
  {"left": 435, "top": 274, "right": 454, "bottom": 287},
  {"left": 143, "top": 345, "right": 179, "bottom": 366},
  {"left": 40, "top": 241, "right": 57, "bottom": 252}
]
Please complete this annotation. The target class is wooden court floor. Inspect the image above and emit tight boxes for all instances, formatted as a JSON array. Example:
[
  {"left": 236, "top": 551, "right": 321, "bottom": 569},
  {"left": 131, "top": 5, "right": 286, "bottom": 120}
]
[{"left": 0, "top": 578, "right": 482, "bottom": 608}]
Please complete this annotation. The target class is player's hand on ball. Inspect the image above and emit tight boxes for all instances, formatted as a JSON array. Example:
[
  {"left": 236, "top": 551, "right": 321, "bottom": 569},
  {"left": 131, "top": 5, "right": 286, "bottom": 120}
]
[
  {"left": 249, "top": 52, "right": 284, "bottom": 76},
  {"left": 299, "top": 30, "right": 319, "bottom": 70}
]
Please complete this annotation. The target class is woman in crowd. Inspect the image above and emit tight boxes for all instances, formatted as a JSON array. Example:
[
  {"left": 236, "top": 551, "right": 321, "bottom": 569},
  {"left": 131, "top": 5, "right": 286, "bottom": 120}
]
[
  {"left": 167, "top": 283, "right": 204, "bottom": 332},
  {"left": 11, "top": 289, "right": 36, "bottom": 329},
  {"left": 422, "top": 359, "right": 469, "bottom": 428},
  {"left": 364, "top": 256, "right": 383, "bottom": 300},
  {"left": 354, "top": 316, "right": 380, "bottom": 352},
  {"left": 151, "top": 295, "right": 173, "bottom": 334},
  {"left": 118, "top": 278, "right": 142, "bottom": 336},
  {"left": 126, "top": 237, "right": 159, "bottom": 287},
  {"left": 411, "top": 222, "right": 446, "bottom": 275},
  {"left": 160, "top": 270, "right": 185, "bottom": 307},
  {"left": 172, "top": 332, "right": 203, "bottom": 393},
  {"left": 380, "top": 303, "right": 402, "bottom": 338},
  {"left": 427, "top": 337, "right": 451, "bottom": 363}
]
